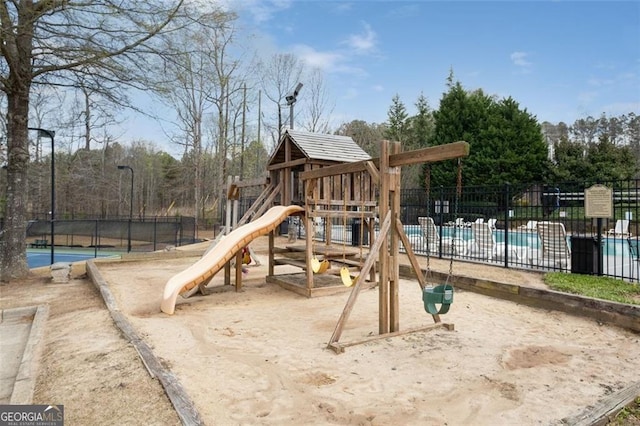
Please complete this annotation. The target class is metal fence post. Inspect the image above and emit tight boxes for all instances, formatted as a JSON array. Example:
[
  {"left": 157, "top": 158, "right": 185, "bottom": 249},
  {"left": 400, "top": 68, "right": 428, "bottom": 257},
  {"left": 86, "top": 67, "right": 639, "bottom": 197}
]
[
  {"left": 504, "top": 183, "right": 510, "bottom": 267},
  {"left": 438, "top": 185, "right": 444, "bottom": 258},
  {"left": 94, "top": 220, "right": 98, "bottom": 259}
]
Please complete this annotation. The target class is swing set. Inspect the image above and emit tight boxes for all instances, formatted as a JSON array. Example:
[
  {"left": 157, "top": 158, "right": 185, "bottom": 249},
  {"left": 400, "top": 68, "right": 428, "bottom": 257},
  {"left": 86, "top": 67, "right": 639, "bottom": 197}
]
[
  {"left": 300, "top": 139, "right": 469, "bottom": 353},
  {"left": 421, "top": 159, "right": 463, "bottom": 315}
]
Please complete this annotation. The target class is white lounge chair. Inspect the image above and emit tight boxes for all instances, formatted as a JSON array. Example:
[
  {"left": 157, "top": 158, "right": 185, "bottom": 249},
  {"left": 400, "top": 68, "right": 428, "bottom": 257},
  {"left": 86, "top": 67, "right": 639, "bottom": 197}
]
[
  {"left": 535, "top": 221, "right": 571, "bottom": 270},
  {"left": 455, "top": 217, "right": 466, "bottom": 227},
  {"left": 608, "top": 219, "right": 631, "bottom": 237},
  {"left": 487, "top": 218, "right": 497, "bottom": 230},
  {"left": 469, "top": 222, "right": 504, "bottom": 260},
  {"left": 417, "top": 217, "right": 453, "bottom": 255},
  {"left": 518, "top": 220, "right": 538, "bottom": 231}
]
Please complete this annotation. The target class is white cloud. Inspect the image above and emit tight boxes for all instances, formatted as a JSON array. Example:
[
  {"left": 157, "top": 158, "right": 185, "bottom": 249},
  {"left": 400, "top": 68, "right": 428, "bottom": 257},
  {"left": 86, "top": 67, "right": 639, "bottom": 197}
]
[
  {"left": 226, "top": 0, "right": 293, "bottom": 24},
  {"left": 344, "top": 23, "right": 377, "bottom": 54},
  {"left": 292, "top": 44, "right": 343, "bottom": 71},
  {"left": 372, "top": 84, "right": 384, "bottom": 92},
  {"left": 291, "top": 44, "right": 368, "bottom": 77},
  {"left": 510, "top": 51, "right": 532, "bottom": 68}
]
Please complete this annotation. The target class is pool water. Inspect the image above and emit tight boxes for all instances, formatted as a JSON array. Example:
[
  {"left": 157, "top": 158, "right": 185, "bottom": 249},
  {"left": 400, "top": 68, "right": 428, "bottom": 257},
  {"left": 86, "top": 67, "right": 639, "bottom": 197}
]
[{"left": 403, "top": 225, "right": 631, "bottom": 256}]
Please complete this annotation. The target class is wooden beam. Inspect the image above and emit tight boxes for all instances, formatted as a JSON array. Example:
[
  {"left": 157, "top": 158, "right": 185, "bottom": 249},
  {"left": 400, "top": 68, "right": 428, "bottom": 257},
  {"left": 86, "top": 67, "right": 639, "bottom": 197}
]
[
  {"left": 304, "top": 199, "right": 377, "bottom": 208},
  {"left": 389, "top": 141, "right": 469, "bottom": 167},
  {"left": 327, "top": 212, "right": 392, "bottom": 348},
  {"left": 267, "top": 157, "right": 308, "bottom": 171},
  {"left": 364, "top": 161, "right": 380, "bottom": 186},
  {"left": 233, "top": 177, "right": 269, "bottom": 188},
  {"left": 300, "top": 141, "right": 469, "bottom": 181},
  {"left": 328, "top": 323, "right": 454, "bottom": 354},
  {"left": 562, "top": 381, "right": 640, "bottom": 426},
  {"left": 86, "top": 261, "right": 204, "bottom": 425},
  {"left": 311, "top": 210, "right": 376, "bottom": 220},
  {"left": 301, "top": 160, "right": 368, "bottom": 180}
]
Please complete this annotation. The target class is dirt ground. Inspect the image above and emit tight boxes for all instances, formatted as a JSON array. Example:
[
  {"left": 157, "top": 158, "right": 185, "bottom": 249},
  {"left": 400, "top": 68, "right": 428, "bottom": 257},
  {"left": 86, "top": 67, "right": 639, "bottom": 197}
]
[{"left": 2, "top": 235, "right": 640, "bottom": 425}]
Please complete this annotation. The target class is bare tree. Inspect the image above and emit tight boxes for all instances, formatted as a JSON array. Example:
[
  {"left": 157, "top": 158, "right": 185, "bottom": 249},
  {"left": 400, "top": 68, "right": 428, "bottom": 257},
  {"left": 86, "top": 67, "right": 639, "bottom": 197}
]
[
  {"left": 301, "top": 68, "right": 335, "bottom": 134},
  {"left": 258, "top": 53, "right": 305, "bottom": 150},
  {"left": 0, "top": 0, "right": 187, "bottom": 281},
  {"left": 151, "top": 10, "right": 242, "bottom": 229}
]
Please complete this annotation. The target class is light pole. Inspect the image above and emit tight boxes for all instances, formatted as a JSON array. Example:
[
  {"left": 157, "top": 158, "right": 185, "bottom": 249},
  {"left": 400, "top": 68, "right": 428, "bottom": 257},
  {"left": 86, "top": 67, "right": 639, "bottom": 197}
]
[
  {"left": 117, "top": 165, "right": 134, "bottom": 253},
  {"left": 285, "top": 82, "right": 303, "bottom": 129},
  {"left": 28, "top": 127, "right": 55, "bottom": 265}
]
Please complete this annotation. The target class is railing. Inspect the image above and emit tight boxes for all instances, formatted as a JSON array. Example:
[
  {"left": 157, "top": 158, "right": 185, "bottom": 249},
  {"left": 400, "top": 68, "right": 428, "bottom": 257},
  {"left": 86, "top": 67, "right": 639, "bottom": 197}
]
[
  {"left": 23, "top": 216, "right": 197, "bottom": 252},
  {"left": 286, "top": 179, "right": 640, "bottom": 283}
]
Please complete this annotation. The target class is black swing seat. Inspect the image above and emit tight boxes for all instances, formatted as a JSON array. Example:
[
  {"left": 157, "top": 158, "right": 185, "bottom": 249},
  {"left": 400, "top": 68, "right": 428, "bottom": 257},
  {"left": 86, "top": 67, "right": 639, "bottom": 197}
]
[{"left": 423, "top": 284, "right": 454, "bottom": 315}]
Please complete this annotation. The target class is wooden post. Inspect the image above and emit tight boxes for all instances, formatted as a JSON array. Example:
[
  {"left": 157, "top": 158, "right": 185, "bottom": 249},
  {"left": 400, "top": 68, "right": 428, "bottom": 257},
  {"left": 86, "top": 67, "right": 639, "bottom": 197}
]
[
  {"left": 305, "top": 176, "right": 314, "bottom": 291},
  {"left": 283, "top": 137, "right": 291, "bottom": 206},
  {"left": 225, "top": 175, "right": 233, "bottom": 234},
  {"left": 224, "top": 261, "right": 230, "bottom": 286},
  {"left": 235, "top": 251, "right": 243, "bottom": 291},
  {"left": 378, "top": 140, "right": 390, "bottom": 334},
  {"left": 268, "top": 230, "right": 275, "bottom": 276},
  {"left": 389, "top": 141, "right": 401, "bottom": 332},
  {"left": 232, "top": 176, "right": 239, "bottom": 227}
]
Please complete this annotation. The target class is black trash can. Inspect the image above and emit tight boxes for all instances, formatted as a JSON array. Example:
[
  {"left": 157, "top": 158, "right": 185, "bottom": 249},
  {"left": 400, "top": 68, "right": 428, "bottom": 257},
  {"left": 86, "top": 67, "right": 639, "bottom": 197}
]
[
  {"left": 570, "top": 235, "right": 602, "bottom": 275},
  {"left": 351, "top": 219, "right": 369, "bottom": 246},
  {"left": 279, "top": 219, "right": 288, "bottom": 236}
]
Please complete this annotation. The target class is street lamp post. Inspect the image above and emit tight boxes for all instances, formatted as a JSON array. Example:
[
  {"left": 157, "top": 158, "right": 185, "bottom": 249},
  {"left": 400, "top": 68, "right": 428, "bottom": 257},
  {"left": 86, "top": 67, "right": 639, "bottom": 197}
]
[
  {"left": 28, "top": 127, "right": 55, "bottom": 265},
  {"left": 285, "top": 82, "right": 303, "bottom": 129},
  {"left": 283, "top": 83, "right": 303, "bottom": 237},
  {"left": 117, "top": 165, "right": 134, "bottom": 253}
]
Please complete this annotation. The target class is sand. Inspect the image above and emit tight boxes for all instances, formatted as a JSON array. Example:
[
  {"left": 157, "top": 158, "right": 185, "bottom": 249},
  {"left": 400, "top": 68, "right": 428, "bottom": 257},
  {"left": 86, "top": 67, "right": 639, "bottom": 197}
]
[{"left": 1, "top": 235, "right": 639, "bottom": 425}]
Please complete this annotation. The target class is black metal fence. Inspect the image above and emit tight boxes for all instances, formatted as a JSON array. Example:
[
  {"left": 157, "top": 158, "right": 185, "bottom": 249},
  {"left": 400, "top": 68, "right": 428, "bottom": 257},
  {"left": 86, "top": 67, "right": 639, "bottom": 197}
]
[
  {"left": 286, "top": 179, "right": 640, "bottom": 283},
  {"left": 4, "top": 179, "right": 640, "bottom": 281},
  {"left": 22, "top": 215, "right": 197, "bottom": 252}
]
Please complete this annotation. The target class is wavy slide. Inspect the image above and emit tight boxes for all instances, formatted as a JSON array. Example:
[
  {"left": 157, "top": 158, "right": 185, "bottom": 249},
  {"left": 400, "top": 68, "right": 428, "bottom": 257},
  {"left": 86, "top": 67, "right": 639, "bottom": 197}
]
[{"left": 161, "top": 205, "right": 304, "bottom": 315}]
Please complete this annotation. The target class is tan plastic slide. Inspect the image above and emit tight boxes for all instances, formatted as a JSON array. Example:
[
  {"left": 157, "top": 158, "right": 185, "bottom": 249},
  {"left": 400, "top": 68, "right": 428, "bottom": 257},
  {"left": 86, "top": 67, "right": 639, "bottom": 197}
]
[{"left": 161, "top": 205, "right": 304, "bottom": 315}]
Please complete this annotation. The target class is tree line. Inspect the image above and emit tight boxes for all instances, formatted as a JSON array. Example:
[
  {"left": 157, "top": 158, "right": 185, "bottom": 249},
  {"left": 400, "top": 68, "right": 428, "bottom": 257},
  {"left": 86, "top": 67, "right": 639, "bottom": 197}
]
[{"left": 16, "top": 77, "right": 637, "bottom": 226}]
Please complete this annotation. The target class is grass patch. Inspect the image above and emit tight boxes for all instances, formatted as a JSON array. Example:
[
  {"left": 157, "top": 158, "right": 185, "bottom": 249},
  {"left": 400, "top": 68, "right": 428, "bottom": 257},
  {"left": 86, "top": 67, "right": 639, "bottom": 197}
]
[
  {"left": 609, "top": 397, "right": 640, "bottom": 425},
  {"left": 544, "top": 273, "right": 640, "bottom": 305}
]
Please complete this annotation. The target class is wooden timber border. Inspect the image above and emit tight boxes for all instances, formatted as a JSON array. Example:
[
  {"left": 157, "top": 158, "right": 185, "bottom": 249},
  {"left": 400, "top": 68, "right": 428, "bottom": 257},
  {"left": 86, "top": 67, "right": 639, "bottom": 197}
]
[
  {"left": 86, "top": 260, "right": 204, "bottom": 426},
  {"left": 398, "top": 264, "right": 640, "bottom": 333}
]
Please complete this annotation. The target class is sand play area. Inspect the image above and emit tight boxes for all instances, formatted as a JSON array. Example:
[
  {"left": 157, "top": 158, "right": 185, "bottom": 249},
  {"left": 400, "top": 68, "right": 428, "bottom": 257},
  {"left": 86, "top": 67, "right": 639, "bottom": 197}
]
[{"left": 1, "top": 235, "right": 640, "bottom": 425}]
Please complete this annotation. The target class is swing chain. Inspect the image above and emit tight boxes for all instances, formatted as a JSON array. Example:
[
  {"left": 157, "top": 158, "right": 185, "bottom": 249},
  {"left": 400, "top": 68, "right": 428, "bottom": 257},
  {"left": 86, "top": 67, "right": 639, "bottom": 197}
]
[
  {"left": 424, "top": 164, "right": 431, "bottom": 275},
  {"left": 448, "top": 158, "right": 463, "bottom": 282}
]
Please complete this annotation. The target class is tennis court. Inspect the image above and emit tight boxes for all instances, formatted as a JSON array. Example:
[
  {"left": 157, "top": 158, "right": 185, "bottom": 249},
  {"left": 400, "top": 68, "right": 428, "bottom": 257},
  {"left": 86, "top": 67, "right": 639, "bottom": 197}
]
[{"left": 27, "top": 248, "right": 120, "bottom": 269}]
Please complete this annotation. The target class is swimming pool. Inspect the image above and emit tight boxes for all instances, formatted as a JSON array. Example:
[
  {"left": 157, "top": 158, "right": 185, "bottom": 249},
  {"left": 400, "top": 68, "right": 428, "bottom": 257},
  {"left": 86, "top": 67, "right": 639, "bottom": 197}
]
[{"left": 403, "top": 224, "right": 631, "bottom": 256}]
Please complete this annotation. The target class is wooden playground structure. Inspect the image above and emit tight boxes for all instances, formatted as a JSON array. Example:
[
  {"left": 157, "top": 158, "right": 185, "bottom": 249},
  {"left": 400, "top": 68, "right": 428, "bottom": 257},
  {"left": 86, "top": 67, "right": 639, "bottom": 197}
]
[{"left": 223, "top": 131, "right": 469, "bottom": 352}]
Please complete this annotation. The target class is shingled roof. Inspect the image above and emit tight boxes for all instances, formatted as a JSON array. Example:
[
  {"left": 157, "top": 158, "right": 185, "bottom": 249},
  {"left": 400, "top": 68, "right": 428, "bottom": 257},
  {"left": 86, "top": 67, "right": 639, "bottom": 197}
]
[{"left": 268, "top": 129, "right": 372, "bottom": 166}]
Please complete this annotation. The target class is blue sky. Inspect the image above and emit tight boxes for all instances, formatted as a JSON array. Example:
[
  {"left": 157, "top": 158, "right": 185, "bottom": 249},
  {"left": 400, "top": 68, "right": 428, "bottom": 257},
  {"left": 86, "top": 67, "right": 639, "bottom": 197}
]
[
  {"left": 233, "top": 0, "right": 639, "bottom": 125},
  {"left": 123, "top": 1, "right": 639, "bottom": 152}
]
